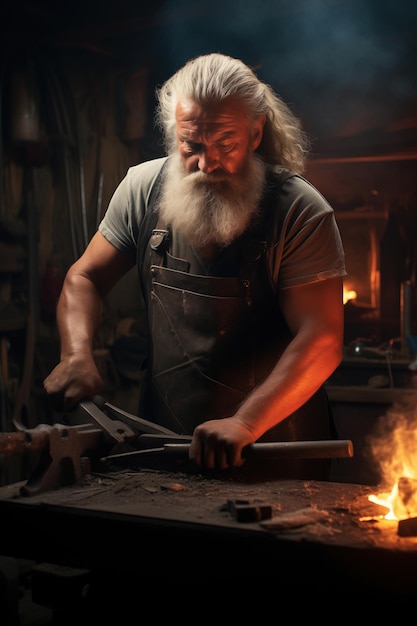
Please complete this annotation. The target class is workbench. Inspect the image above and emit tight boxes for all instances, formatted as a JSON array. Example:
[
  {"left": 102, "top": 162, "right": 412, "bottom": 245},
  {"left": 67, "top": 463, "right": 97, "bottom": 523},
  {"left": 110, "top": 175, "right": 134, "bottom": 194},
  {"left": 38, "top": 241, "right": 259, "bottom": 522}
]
[{"left": 1, "top": 467, "right": 417, "bottom": 607}]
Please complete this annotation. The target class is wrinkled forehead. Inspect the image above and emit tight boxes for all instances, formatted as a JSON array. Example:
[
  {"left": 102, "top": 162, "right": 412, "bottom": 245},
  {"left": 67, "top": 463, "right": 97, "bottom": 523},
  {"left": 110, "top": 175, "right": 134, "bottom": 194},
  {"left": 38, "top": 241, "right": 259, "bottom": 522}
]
[{"left": 175, "top": 98, "right": 250, "bottom": 136}]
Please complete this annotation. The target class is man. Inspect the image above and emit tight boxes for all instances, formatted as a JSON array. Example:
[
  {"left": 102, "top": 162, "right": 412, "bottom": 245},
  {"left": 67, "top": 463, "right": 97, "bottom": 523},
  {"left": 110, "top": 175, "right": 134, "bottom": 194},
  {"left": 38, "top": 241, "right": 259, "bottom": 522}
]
[{"left": 43, "top": 53, "right": 346, "bottom": 479}]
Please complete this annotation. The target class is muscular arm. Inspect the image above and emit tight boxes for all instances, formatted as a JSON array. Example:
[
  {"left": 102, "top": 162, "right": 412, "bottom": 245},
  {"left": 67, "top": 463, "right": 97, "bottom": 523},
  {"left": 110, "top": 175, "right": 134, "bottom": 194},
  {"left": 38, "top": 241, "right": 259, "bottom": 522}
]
[
  {"left": 190, "top": 276, "right": 344, "bottom": 468},
  {"left": 43, "top": 232, "right": 135, "bottom": 407}
]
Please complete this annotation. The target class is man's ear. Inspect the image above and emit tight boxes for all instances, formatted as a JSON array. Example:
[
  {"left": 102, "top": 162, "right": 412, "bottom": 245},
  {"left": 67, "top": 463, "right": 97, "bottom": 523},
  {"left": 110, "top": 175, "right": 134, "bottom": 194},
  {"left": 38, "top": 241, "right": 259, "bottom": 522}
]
[{"left": 251, "top": 114, "right": 266, "bottom": 150}]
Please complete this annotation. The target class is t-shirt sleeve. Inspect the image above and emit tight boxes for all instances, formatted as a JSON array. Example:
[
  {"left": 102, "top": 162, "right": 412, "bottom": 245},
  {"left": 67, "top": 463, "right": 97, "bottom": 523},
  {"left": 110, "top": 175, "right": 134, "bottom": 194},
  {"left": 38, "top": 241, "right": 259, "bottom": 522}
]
[
  {"left": 98, "top": 157, "right": 167, "bottom": 256},
  {"left": 269, "top": 175, "right": 347, "bottom": 290}
]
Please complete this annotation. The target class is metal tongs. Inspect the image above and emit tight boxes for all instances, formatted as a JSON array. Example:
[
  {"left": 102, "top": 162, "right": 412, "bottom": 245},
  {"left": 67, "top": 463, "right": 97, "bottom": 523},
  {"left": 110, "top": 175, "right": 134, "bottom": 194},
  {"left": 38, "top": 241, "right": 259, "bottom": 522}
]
[{"left": 76, "top": 397, "right": 354, "bottom": 464}]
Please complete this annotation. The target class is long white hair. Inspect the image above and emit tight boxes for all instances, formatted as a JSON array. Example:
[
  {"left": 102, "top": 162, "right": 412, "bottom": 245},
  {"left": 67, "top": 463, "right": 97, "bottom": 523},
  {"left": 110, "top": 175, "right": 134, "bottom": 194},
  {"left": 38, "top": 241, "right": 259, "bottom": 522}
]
[{"left": 155, "top": 52, "right": 310, "bottom": 175}]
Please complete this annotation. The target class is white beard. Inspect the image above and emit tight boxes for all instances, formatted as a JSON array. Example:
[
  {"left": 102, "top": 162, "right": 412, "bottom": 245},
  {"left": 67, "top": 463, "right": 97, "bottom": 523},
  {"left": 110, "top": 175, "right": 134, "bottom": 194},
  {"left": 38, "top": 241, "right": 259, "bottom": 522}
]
[{"left": 158, "top": 152, "right": 266, "bottom": 247}]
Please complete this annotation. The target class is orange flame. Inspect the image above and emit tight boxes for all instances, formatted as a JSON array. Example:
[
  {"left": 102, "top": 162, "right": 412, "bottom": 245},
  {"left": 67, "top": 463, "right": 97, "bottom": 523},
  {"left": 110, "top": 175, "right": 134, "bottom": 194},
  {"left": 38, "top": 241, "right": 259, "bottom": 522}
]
[{"left": 367, "top": 397, "right": 417, "bottom": 520}]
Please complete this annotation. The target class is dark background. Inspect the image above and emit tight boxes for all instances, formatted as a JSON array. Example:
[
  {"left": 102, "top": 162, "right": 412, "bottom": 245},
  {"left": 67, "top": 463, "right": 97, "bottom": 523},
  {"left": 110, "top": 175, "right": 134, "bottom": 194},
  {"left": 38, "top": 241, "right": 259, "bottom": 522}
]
[{"left": 2, "top": 0, "right": 417, "bottom": 154}]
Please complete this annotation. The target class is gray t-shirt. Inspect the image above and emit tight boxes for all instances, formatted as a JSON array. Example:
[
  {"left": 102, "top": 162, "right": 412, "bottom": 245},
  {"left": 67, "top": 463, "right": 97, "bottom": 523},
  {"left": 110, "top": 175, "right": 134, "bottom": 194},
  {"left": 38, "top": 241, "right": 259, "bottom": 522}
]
[{"left": 99, "top": 156, "right": 347, "bottom": 289}]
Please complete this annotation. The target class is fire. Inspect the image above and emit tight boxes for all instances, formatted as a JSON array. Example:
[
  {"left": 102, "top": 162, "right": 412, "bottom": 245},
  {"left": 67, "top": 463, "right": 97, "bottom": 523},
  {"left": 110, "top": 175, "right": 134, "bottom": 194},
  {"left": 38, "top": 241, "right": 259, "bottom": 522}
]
[
  {"left": 343, "top": 287, "right": 357, "bottom": 305},
  {"left": 369, "top": 479, "right": 417, "bottom": 520},
  {"left": 367, "top": 396, "right": 417, "bottom": 521}
]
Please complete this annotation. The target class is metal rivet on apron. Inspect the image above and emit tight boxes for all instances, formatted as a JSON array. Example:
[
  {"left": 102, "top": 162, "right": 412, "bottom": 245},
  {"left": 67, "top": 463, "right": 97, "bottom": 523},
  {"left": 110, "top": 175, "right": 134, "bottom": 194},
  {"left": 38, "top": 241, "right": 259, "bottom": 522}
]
[{"left": 150, "top": 229, "right": 170, "bottom": 252}]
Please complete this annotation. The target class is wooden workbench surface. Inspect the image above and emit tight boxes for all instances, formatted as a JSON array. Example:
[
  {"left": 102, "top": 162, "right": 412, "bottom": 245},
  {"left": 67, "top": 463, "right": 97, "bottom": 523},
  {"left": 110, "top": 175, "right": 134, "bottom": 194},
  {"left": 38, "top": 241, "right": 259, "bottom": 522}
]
[
  {"left": 0, "top": 468, "right": 413, "bottom": 552},
  {"left": 2, "top": 468, "right": 417, "bottom": 597}
]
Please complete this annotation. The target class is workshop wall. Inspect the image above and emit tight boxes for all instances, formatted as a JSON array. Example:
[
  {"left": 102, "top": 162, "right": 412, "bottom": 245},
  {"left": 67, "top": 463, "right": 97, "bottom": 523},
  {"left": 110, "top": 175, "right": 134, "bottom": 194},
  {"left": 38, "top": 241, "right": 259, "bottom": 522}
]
[{"left": 0, "top": 48, "right": 151, "bottom": 430}]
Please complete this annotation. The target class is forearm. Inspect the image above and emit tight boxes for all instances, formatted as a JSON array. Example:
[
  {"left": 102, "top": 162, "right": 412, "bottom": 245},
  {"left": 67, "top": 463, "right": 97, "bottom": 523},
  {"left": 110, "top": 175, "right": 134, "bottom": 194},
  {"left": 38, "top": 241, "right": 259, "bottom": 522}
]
[
  {"left": 234, "top": 329, "right": 342, "bottom": 440},
  {"left": 43, "top": 270, "right": 106, "bottom": 405},
  {"left": 44, "top": 233, "right": 134, "bottom": 405},
  {"left": 189, "top": 330, "right": 342, "bottom": 470},
  {"left": 56, "top": 270, "right": 104, "bottom": 360}
]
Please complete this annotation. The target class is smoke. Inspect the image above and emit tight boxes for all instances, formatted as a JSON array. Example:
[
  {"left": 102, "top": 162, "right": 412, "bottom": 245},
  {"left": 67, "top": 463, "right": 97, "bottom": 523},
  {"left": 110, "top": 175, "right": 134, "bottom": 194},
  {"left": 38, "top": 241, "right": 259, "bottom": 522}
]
[{"left": 148, "top": 0, "right": 417, "bottom": 137}]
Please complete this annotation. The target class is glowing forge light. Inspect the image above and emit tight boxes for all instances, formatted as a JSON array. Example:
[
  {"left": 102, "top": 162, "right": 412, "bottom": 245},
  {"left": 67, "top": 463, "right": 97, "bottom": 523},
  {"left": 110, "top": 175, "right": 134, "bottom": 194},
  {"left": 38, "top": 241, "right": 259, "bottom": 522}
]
[
  {"left": 343, "top": 281, "right": 357, "bottom": 305},
  {"left": 343, "top": 289, "right": 357, "bottom": 305},
  {"left": 365, "top": 400, "right": 417, "bottom": 522}
]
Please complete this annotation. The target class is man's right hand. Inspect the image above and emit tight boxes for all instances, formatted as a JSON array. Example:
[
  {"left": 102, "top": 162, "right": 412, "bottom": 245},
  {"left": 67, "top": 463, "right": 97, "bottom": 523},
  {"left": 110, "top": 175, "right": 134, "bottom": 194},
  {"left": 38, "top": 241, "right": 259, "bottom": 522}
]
[{"left": 43, "top": 354, "right": 104, "bottom": 411}]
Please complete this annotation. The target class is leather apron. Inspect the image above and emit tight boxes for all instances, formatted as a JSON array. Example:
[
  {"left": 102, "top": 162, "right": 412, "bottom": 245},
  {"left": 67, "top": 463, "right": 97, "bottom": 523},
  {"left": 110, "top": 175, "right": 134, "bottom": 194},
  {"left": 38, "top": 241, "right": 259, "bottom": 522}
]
[{"left": 136, "top": 177, "right": 334, "bottom": 479}]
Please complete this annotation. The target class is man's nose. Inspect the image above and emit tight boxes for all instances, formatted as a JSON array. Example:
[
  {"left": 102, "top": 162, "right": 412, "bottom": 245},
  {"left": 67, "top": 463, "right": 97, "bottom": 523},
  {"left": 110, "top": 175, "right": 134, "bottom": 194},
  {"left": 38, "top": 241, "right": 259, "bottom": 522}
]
[{"left": 197, "top": 149, "right": 219, "bottom": 173}]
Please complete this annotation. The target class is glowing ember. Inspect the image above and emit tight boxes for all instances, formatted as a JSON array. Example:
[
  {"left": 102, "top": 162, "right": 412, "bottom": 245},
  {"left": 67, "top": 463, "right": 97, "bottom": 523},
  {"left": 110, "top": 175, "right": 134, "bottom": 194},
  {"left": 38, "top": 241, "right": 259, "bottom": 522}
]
[{"left": 367, "top": 395, "right": 417, "bottom": 521}]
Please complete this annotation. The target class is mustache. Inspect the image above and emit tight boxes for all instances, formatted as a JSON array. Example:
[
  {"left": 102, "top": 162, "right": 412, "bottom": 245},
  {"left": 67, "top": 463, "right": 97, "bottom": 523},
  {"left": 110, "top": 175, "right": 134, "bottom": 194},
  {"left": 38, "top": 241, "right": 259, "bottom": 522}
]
[{"left": 184, "top": 170, "right": 230, "bottom": 184}]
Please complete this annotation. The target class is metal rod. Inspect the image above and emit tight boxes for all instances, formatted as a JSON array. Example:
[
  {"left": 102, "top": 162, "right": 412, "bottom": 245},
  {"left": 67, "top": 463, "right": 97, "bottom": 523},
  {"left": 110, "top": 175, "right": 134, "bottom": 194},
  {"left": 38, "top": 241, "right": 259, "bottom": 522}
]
[{"left": 163, "top": 439, "right": 354, "bottom": 459}]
